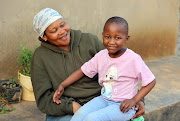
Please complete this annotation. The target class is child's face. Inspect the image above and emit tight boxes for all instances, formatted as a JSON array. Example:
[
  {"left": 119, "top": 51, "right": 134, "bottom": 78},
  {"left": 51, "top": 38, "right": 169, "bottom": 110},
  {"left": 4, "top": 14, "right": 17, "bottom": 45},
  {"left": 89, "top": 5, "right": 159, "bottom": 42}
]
[
  {"left": 102, "top": 22, "right": 130, "bottom": 58},
  {"left": 43, "top": 19, "right": 70, "bottom": 51}
]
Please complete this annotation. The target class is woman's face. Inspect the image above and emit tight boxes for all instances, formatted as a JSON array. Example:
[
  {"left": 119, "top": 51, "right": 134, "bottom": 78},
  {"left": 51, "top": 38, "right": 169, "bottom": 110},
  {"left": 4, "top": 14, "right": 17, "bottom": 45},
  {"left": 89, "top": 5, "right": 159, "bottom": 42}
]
[{"left": 43, "top": 19, "right": 70, "bottom": 51}]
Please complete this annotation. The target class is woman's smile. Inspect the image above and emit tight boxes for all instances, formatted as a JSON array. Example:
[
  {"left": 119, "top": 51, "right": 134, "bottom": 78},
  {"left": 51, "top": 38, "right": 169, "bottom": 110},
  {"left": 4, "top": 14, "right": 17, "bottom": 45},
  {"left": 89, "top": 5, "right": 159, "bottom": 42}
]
[{"left": 59, "top": 33, "right": 68, "bottom": 40}]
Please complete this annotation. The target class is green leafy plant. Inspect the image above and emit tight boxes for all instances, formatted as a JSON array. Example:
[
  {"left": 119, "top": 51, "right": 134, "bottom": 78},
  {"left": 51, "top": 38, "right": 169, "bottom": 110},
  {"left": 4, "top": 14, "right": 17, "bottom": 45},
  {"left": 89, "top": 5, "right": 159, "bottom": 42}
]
[
  {"left": 0, "top": 106, "right": 16, "bottom": 114},
  {"left": 18, "top": 43, "right": 34, "bottom": 76}
]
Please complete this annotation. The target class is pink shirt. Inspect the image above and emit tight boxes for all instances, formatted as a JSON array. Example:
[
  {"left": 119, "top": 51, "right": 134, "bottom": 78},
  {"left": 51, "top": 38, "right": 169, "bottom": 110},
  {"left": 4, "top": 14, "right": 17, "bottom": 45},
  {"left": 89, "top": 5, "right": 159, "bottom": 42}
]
[{"left": 81, "top": 49, "right": 155, "bottom": 101}]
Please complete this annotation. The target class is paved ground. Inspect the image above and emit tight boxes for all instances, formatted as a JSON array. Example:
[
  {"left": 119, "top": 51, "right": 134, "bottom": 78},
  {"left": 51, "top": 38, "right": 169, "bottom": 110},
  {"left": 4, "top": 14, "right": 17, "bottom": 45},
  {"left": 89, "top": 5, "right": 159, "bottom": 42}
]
[
  {"left": 0, "top": 55, "right": 180, "bottom": 121},
  {"left": 145, "top": 55, "right": 180, "bottom": 113}
]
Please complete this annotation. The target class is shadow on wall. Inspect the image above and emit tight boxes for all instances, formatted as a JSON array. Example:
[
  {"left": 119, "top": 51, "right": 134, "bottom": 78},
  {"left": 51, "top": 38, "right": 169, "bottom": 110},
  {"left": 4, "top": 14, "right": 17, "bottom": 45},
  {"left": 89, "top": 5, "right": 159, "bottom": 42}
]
[{"left": 144, "top": 102, "right": 180, "bottom": 121}]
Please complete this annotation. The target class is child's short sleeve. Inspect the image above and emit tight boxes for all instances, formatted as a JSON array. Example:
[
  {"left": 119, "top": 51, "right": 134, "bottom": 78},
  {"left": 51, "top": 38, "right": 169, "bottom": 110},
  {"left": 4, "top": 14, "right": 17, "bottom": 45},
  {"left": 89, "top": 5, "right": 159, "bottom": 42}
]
[
  {"left": 135, "top": 55, "right": 155, "bottom": 86},
  {"left": 81, "top": 52, "right": 99, "bottom": 78}
]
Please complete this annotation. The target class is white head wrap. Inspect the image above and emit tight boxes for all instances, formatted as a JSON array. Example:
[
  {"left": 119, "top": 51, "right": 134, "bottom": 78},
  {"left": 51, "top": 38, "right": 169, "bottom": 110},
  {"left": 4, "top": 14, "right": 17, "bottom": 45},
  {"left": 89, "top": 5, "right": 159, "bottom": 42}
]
[{"left": 33, "top": 8, "right": 63, "bottom": 38}]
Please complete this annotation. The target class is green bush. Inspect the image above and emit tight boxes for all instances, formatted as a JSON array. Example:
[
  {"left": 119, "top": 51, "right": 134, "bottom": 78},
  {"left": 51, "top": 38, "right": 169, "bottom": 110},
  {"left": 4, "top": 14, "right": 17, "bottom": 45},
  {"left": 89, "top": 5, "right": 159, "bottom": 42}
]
[{"left": 18, "top": 43, "right": 34, "bottom": 76}]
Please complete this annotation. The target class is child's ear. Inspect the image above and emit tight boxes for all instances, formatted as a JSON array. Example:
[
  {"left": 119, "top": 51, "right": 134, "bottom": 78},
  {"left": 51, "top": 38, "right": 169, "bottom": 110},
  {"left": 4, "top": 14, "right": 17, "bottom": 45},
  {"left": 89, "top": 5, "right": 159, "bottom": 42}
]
[
  {"left": 125, "top": 35, "right": 130, "bottom": 43},
  {"left": 102, "top": 32, "right": 104, "bottom": 36}
]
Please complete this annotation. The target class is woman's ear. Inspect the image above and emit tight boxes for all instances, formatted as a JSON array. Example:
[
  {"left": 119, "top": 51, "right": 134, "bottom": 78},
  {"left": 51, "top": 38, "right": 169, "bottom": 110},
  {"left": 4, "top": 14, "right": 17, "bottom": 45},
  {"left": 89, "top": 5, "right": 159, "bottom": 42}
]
[{"left": 42, "top": 35, "right": 47, "bottom": 41}]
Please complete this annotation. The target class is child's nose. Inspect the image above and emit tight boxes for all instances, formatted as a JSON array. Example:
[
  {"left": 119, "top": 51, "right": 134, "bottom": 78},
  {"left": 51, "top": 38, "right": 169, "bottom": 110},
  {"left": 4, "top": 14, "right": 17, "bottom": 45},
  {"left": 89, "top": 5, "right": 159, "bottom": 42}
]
[{"left": 109, "top": 39, "right": 116, "bottom": 44}]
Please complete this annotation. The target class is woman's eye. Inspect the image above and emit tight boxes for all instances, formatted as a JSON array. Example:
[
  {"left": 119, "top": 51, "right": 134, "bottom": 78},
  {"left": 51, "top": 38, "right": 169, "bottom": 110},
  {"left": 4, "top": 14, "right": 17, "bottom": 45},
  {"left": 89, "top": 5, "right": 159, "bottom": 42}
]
[
  {"left": 60, "top": 22, "right": 65, "bottom": 28},
  {"left": 60, "top": 24, "right": 64, "bottom": 28},
  {"left": 51, "top": 29, "right": 57, "bottom": 33}
]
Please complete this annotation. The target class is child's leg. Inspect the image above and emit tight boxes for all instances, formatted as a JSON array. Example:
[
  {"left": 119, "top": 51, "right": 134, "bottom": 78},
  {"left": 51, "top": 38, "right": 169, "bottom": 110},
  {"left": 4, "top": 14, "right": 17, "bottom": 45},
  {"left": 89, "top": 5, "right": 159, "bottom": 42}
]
[
  {"left": 84, "top": 101, "right": 136, "bottom": 121},
  {"left": 70, "top": 96, "right": 108, "bottom": 121}
]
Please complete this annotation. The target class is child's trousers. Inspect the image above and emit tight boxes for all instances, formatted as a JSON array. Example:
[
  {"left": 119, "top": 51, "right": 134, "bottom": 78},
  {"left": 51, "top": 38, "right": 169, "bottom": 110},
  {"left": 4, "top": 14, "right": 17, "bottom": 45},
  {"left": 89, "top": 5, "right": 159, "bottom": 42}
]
[{"left": 70, "top": 95, "right": 136, "bottom": 121}]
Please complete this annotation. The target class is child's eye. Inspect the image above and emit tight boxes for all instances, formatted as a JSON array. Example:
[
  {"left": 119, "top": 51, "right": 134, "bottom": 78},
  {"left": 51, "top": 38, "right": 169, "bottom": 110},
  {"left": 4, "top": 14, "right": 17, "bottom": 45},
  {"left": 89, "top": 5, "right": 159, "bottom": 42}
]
[
  {"left": 115, "top": 37, "right": 121, "bottom": 40},
  {"left": 105, "top": 36, "right": 110, "bottom": 39}
]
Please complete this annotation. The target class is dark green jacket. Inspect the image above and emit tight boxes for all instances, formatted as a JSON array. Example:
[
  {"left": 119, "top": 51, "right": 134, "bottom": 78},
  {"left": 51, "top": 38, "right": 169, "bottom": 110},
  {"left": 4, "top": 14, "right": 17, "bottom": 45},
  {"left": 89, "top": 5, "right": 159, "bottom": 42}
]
[{"left": 30, "top": 29, "right": 105, "bottom": 116}]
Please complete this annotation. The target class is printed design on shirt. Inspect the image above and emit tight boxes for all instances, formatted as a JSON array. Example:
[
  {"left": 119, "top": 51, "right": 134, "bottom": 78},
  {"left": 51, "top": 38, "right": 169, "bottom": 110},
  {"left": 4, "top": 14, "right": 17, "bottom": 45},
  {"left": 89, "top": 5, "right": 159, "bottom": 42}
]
[{"left": 102, "top": 67, "right": 117, "bottom": 99}]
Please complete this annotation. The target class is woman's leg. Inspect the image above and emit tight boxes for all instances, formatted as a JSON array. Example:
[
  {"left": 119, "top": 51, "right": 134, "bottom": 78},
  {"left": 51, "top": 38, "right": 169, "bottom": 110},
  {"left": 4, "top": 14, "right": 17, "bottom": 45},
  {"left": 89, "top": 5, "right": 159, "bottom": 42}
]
[
  {"left": 70, "top": 96, "right": 107, "bottom": 121},
  {"left": 46, "top": 115, "right": 72, "bottom": 121},
  {"left": 84, "top": 101, "right": 136, "bottom": 121}
]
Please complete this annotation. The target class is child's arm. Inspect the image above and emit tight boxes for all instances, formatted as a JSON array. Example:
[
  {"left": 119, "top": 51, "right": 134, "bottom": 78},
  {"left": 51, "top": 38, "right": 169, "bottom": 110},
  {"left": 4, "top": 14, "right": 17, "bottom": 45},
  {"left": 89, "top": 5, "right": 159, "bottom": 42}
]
[
  {"left": 120, "top": 79, "right": 156, "bottom": 113},
  {"left": 53, "top": 68, "right": 84, "bottom": 104}
]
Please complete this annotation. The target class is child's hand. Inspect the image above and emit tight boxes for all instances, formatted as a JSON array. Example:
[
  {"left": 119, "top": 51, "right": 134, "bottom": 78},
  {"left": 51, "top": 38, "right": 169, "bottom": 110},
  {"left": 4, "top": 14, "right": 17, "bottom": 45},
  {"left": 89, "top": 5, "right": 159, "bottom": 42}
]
[
  {"left": 53, "top": 84, "right": 64, "bottom": 104},
  {"left": 120, "top": 99, "right": 136, "bottom": 113}
]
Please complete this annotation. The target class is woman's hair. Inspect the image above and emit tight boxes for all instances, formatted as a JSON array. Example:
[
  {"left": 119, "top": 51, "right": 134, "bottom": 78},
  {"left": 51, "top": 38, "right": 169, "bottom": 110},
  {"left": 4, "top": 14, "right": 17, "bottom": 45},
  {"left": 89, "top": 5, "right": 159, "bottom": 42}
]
[{"left": 103, "top": 16, "right": 129, "bottom": 35}]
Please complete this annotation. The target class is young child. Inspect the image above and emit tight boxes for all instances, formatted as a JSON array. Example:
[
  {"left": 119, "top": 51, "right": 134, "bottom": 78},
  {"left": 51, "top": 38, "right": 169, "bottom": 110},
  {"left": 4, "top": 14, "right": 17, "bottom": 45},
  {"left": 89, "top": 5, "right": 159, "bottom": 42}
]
[{"left": 53, "top": 16, "right": 156, "bottom": 121}]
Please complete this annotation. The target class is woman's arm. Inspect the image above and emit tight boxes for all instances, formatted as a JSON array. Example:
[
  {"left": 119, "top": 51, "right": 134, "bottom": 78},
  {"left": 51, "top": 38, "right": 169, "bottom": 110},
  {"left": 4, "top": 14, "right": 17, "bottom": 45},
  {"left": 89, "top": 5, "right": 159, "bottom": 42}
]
[
  {"left": 120, "top": 79, "right": 156, "bottom": 113},
  {"left": 31, "top": 61, "right": 75, "bottom": 116}
]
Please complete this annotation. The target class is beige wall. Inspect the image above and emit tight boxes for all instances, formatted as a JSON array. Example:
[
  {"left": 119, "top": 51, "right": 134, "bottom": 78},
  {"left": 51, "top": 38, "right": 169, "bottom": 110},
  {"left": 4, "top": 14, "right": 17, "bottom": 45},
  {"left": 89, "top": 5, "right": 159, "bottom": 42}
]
[{"left": 0, "top": 0, "right": 179, "bottom": 79}]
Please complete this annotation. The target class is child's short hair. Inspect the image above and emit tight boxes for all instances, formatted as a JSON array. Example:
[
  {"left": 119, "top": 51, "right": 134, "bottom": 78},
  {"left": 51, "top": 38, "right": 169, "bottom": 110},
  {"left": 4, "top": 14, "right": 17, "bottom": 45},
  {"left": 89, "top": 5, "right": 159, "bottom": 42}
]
[{"left": 103, "top": 16, "right": 129, "bottom": 35}]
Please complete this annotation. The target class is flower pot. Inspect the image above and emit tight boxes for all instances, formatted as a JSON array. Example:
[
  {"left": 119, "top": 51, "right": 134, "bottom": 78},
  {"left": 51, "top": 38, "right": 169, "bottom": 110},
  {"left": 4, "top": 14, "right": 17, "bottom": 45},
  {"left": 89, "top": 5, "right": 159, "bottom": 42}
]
[
  {"left": 18, "top": 72, "right": 35, "bottom": 101},
  {"left": 0, "top": 79, "right": 22, "bottom": 104}
]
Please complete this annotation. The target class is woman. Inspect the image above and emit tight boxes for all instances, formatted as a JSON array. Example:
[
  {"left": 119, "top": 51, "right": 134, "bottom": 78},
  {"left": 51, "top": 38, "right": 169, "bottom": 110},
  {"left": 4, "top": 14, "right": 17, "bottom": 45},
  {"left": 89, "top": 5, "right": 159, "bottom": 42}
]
[{"left": 31, "top": 8, "right": 145, "bottom": 121}]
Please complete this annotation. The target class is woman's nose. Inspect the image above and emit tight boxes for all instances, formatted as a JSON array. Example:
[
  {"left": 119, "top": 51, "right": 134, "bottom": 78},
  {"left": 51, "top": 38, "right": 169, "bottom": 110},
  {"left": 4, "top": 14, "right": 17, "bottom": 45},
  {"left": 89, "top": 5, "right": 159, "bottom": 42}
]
[{"left": 58, "top": 28, "right": 65, "bottom": 35}]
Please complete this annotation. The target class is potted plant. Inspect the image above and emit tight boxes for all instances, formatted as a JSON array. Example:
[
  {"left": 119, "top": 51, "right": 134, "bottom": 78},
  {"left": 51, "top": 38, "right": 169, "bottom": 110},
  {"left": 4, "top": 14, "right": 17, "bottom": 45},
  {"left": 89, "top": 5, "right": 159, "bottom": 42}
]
[
  {"left": 18, "top": 43, "right": 35, "bottom": 101},
  {"left": 0, "top": 85, "right": 16, "bottom": 114},
  {"left": 0, "top": 78, "right": 22, "bottom": 104},
  {"left": 0, "top": 78, "right": 19, "bottom": 114}
]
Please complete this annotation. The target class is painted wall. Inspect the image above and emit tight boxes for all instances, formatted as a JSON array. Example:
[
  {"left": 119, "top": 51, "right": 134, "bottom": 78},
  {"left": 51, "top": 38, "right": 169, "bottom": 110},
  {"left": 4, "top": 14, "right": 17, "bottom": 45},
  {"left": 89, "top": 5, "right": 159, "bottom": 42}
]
[{"left": 0, "top": 0, "right": 179, "bottom": 79}]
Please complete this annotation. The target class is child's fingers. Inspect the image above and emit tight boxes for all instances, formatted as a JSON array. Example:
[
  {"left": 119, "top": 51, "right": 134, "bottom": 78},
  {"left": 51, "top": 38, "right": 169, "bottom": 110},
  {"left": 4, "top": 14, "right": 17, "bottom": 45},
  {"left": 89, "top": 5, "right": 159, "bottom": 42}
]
[
  {"left": 121, "top": 103, "right": 129, "bottom": 113},
  {"left": 53, "top": 91, "right": 61, "bottom": 102},
  {"left": 120, "top": 102, "right": 124, "bottom": 111},
  {"left": 126, "top": 106, "right": 131, "bottom": 113},
  {"left": 122, "top": 104, "right": 128, "bottom": 113},
  {"left": 57, "top": 90, "right": 60, "bottom": 94},
  {"left": 53, "top": 92, "right": 57, "bottom": 102},
  {"left": 55, "top": 99, "right": 61, "bottom": 104}
]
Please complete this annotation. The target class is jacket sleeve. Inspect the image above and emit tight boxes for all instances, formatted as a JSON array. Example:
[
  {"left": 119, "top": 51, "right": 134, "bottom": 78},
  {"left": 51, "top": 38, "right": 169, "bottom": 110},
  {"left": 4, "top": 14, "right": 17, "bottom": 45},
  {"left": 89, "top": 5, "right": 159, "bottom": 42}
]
[{"left": 30, "top": 54, "right": 74, "bottom": 116}]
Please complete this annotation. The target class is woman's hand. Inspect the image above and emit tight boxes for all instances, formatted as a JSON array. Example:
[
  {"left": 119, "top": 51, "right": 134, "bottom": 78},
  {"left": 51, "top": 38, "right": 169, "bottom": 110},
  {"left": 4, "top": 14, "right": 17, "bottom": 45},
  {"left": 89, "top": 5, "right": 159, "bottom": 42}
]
[
  {"left": 72, "top": 101, "right": 82, "bottom": 114},
  {"left": 131, "top": 101, "right": 145, "bottom": 120},
  {"left": 53, "top": 84, "right": 64, "bottom": 104},
  {"left": 120, "top": 99, "right": 136, "bottom": 113}
]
